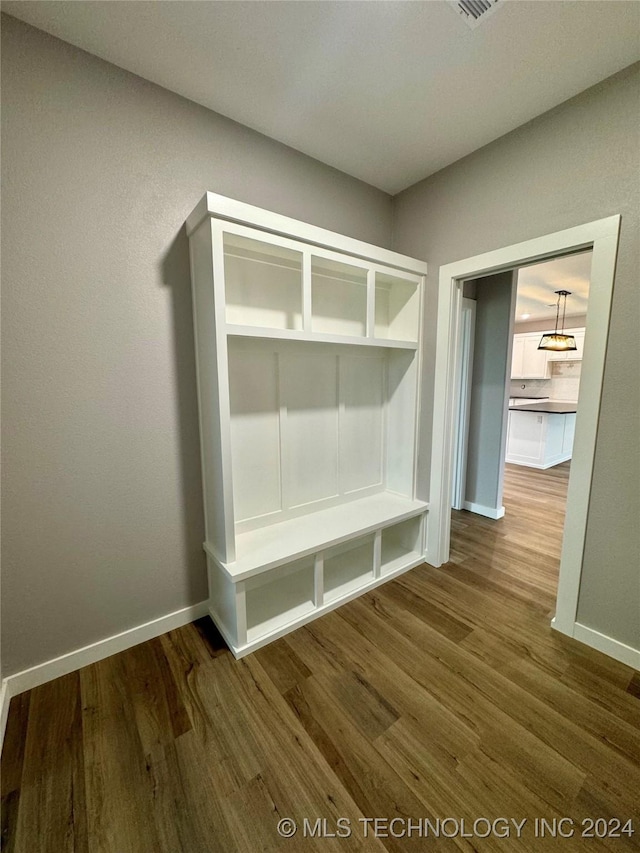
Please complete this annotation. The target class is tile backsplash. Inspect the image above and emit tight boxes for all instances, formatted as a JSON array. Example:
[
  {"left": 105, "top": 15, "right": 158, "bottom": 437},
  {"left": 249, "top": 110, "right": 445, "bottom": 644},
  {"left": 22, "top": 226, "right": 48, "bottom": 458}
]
[
  {"left": 509, "top": 361, "right": 581, "bottom": 402},
  {"left": 509, "top": 378, "right": 551, "bottom": 397},
  {"left": 550, "top": 360, "right": 581, "bottom": 401}
]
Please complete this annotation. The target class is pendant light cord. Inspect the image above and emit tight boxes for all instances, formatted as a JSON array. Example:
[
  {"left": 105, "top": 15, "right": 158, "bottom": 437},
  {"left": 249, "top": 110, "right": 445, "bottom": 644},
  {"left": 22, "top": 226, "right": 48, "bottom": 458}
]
[{"left": 553, "top": 290, "right": 571, "bottom": 335}]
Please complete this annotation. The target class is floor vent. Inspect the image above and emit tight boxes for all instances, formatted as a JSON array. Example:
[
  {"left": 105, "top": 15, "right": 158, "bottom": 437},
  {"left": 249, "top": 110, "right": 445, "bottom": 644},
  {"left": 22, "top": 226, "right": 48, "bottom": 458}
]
[{"left": 449, "top": 0, "right": 502, "bottom": 29}]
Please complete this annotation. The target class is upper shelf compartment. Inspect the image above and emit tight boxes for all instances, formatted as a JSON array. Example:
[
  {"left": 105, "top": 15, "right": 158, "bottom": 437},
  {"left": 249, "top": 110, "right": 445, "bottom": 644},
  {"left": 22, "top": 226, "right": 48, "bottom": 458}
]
[
  {"left": 223, "top": 232, "right": 303, "bottom": 331},
  {"left": 311, "top": 255, "right": 367, "bottom": 337},
  {"left": 218, "top": 219, "right": 423, "bottom": 349},
  {"left": 375, "top": 271, "right": 420, "bottom": 342}
]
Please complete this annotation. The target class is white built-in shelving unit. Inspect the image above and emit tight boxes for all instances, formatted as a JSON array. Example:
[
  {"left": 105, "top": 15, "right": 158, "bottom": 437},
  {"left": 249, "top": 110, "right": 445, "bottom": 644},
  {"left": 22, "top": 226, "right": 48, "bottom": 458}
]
[{"left": 186, "top": 192, "right": 428, "bottom": 657}]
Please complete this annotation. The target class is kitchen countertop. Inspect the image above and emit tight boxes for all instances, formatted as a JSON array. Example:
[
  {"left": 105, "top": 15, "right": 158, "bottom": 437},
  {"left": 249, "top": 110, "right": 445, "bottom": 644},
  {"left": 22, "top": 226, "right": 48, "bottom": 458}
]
[{"left": 509, "top": 401, "right": 578, "bottom": 414}]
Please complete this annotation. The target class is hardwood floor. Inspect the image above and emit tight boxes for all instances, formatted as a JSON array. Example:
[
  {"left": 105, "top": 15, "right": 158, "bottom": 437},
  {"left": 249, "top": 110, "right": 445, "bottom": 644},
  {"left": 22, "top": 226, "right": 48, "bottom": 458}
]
[{"left": 3, "top": 463, "right": 639, "bottom": 852}]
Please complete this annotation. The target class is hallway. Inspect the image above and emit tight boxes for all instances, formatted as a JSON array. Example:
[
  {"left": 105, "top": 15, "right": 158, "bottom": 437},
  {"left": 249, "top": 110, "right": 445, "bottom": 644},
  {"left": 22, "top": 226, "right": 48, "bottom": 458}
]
[
  {"left": 3, "top": 463, "right": 639, "bottom": 853},
  {"left": 450, "top": 461, "right": 571, "bottom": 613}
]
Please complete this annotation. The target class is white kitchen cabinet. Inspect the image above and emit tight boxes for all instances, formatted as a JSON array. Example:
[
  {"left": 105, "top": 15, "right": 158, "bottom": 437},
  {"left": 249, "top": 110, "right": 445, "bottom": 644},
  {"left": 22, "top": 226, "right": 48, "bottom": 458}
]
[
  {"left": 510, "top": 327, "right": 585, "bottom": 378},
  {"left": 510, "top": 336, "right": 526, "bottom": 378},
  {"left": 510, "top": 332, "right": 550, "bottom": 379},
  {"left": 186, "top": 192, "right": 428, "bottom": 657},
  {"left": 562, "top": 413, "right": 577, "bottom": 455},
  {"left": 506, "top": 409, "right": 576, "bottom": 468},
  {"left": 545, "top": 328, "right": 585, "bottom": 362}
]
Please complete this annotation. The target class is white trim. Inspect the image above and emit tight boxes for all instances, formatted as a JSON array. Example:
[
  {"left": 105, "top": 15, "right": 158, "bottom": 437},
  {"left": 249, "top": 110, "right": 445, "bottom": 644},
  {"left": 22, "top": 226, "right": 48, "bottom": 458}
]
[
  {"left": 1, "top": 602, "right": 209, "bottom": 701},
  {"left": 462, "top": 501, "right": 505, "bottom": 520},
  {"left": 0, "top": 679, "right": 11, "bottom": 755},
  {"left": 504, "top": 454, "right": 573, "bottom": 470},
  {"left": 425, "top": 274, "right": 462, "bottom": 567},
  {"left": 562, "top": 622, "right": 640, "bottom": 672},
  {"left": 210, "top": 222, "right": 237, "bottom": 562},
  {"left": 428, "top": 216, "right": 622, "bottom": 658},
  {"left": 451, "top": 299, "right": 476, "bottom": 510},
  {"left": 186, "top": 191, "right": 428, "bottom": 275},
  {"left": 411, "top": 275, "right": 427, "bottom": 500},
  {"left": 553, "top": 231, "right": 620, "bottom": 634},
  {"left": 205, "top": 495, "right": 428, "bottom": 581},
  {"left": 225, "top": 325, "right": 418, "bottom": 350}
]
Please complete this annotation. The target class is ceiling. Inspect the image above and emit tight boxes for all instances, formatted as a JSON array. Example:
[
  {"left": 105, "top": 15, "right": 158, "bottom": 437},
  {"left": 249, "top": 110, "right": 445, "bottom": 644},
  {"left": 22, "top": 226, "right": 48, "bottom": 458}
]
[
  {"left": 516, "top": 252, "right": 592, "bottom": 324},
  {"left": 3, "top": 1, "right": 639, "bottom": 194}
]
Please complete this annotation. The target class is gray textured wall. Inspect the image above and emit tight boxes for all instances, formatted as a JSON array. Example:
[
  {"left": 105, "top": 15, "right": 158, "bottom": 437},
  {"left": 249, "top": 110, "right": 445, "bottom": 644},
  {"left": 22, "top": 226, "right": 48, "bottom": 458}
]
[
  {"left": 0, "top": 15, "right": 392, "bottom": 676},
  {"left": 393, "top": 64, "right": 640, "bottom": 650},
  {"left": 465, "top": 273, "right": 515, "bottom": 514}
]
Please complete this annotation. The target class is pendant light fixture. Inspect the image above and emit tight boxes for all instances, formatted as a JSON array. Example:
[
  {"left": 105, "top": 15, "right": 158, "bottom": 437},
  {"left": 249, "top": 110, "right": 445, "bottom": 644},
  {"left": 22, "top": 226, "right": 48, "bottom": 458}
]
[{"left": 537, "top": 290, "right": 577, "bottom": 351}]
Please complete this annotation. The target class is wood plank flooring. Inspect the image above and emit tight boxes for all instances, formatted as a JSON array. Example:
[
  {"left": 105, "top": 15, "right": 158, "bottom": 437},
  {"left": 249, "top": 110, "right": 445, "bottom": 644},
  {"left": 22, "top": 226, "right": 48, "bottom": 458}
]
[{"left": 3, "top": 462, "right": 639, "bottom": 851}]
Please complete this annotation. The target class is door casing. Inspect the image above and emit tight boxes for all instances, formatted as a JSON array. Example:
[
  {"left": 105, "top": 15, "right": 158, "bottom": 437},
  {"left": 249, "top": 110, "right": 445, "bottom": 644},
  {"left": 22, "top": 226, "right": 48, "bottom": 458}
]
[{"left": 425, "top": 215, "right": 621, "bottom": 643}]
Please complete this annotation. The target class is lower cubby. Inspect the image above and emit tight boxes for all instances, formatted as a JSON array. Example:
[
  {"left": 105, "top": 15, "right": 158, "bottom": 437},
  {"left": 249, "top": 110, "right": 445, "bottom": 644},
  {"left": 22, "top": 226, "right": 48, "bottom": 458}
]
[
  {"left": 323, "top": 535, "right": 375, "bottom": 603},
  {"left": 380, "top": 516, "right": 424, "bottom": 574},
  {"left": 245, "top": 557, "right": 315, "bottom": 644},
  {"left": 206, "top": 508, "right": 428, "bottom": 658}
]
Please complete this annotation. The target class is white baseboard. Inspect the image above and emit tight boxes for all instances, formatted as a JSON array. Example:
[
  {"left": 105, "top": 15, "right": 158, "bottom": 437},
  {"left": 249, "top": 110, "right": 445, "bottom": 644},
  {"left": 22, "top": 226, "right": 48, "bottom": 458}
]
[
  {"left": 572, "top": 622, "right": 640, "bottom": 671},
  {"left": 1, "top": 600, "right": 209, "bottom": 727},
  {"left": 505, "top": 453, "right": 571, "bottom": 470},
  {"left": 552, "top": 616, "right": 640, "bottom": 671},
  {"left": 0, "top": 680, "right": 10, "bottom": 754},
  {"left": 462, "top": 501, "right": 505, "bottom": 520}
]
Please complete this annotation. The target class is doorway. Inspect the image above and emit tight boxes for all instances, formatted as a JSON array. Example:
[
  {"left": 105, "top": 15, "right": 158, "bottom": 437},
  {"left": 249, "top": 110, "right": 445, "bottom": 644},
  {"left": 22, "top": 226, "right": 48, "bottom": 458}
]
[
  {"left": 426, "top": 215, "right": 621, "bottom": 653},
  {"left": 453, "top": 253, "right": 592, "bottom": 521},
  {"left": 507, "top": 252, "right": 591, "bottom": 472}
]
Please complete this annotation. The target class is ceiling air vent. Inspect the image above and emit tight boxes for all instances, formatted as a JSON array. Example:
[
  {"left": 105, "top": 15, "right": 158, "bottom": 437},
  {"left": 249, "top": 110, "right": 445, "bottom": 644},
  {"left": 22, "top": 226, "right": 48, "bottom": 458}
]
[{"left": 449, "top": 0, "right": 501, "bottom": 29}]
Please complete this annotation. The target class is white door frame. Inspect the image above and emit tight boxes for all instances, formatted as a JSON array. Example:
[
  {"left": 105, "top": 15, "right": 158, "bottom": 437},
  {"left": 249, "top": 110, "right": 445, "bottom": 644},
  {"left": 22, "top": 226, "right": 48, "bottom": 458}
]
[
  {"left": 426, "top": 215, "right": 621, "bottom": 639},
  {"left": 451, "top": 298, "right": 476, "bottom": 511}
]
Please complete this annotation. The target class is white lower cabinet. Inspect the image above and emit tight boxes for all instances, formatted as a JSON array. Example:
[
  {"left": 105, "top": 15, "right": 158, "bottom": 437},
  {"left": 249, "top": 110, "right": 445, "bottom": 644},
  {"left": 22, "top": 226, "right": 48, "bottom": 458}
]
[
  {"left": 562, "top": 413, "right": 576, "bottom": 456},
  {"left": 506, "top": 410, "right": 576, "bottom": 469}
]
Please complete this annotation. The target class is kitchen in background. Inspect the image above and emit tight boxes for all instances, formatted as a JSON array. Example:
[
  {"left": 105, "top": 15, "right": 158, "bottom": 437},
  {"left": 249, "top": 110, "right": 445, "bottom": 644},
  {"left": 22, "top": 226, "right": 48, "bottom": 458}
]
[{"left": 507, "top": 251, "right": 592, "bottom": 469}]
